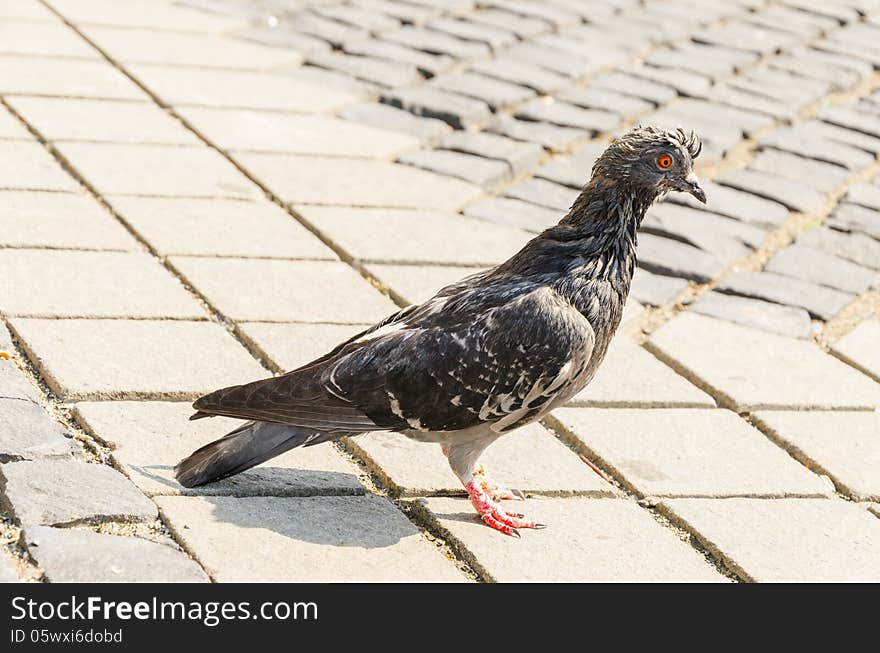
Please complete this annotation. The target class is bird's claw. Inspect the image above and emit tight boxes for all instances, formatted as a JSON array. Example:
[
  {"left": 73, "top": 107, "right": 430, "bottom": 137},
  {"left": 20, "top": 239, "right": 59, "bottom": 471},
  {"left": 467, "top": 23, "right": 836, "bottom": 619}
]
[
  {"left": 473, "top": 463, "right": 525, "bottom": 502},
  {"left": 466, "top": 479, "right": 541, "bottom": 537}
]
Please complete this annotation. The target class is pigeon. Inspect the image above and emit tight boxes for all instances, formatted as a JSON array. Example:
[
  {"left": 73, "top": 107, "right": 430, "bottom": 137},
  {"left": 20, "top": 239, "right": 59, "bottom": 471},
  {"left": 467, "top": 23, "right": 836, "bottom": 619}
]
[{"left": 175, "top": 125, "right": 705, "bottom": 536}]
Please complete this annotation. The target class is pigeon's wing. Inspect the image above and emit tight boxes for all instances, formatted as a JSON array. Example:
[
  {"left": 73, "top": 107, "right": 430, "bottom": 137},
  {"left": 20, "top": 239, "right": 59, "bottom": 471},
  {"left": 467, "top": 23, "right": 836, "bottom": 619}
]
[{"left": 192, "top": 283, "right": 594, "bottom": 435}]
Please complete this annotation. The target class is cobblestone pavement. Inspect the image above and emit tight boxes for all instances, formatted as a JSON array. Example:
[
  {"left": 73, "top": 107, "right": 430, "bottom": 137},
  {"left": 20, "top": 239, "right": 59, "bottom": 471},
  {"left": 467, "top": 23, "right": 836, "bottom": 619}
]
[{"left": 1, "top": 0, "right": 880, "bottom": 583}]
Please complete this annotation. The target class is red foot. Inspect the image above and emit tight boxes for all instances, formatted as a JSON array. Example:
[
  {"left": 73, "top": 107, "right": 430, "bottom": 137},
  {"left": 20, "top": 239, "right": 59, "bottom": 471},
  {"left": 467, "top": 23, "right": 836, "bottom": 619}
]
[
  {"left": 466, "top": 480, "right": 544, "bottom": 537},
  {"left": 473, "top": 463, "right": 524, "bottom": 502}
]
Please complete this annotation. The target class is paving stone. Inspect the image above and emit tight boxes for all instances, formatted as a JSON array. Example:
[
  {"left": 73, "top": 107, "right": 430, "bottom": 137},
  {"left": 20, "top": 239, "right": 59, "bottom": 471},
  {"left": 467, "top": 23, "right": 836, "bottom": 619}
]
[
  {"left": 429, "top": 72, "right": 535, "bottom": 110},
  {"left": 770, "top": 53, "right": 863, "bottom": 92},
  {"left": 82, "top": 25, "right": 298, "bottom": 70},
  {"left": 46, "top": 0, "right": 244, "bottom": 32},
  {"left": 237, "top": 323, "right": 366, "bottom": 370},
  {"left": 237, "top": 153, "right": 483, "bottom": 210},
  {"left": 428, "top": 17, "right": 518, "bottom": 51},
  {"left": 707, "top": 83, "right": 795, "bottom": 121},
  {"left": 73, "top": 401, "right": 365, "bottom": 497},
  {"left": 534, "top": 143, "right": 605, "bottom": 188},
  {"left": 24, "top": 525, "right": 208, "bottom": 583},
  {"left": 487, "top": 115, "right": 588, "bottom": 152},
  {"left": 0, "top": 190, "right": 136, "bottom": 251},
  {"left": 797, "top": 226, "right": 880, "bottom": 271},
  {"left": 0, "top": 105, "right": 31, "bottom": 140},
  {"left": 690, "top": 292, "right": 813, "bottom": 339},
  {"left": 339, "top": 102, "right": 451, "bottom": 143},
  {"left": 645, "top": 44, "right": 740, "bottom": 78},
  {"left": 343, "top": 38, "right": 454, "bottom": 77},
  {"left": 717, "top": 269, "right": 854, "bottom": 321},
  {"left": 847, "top": 182, "right": 880, "bottom": 211},
  {"left": 514, "top": 99, "right": 619, "bottom": 134},
  {"left": 440, "top": 131, "right": 544, "bottom": 176},
  {"left": 489, "top": 0, "right": 582, "bottom": 27},
  {"left": 348, "top": 422, "right": 613, "bottom": 497},
  {"left": 419, "top": 496, "right": 724, "bottom": 581},
  {"left": 382, "top": 86, "right": 492, "bottom": 129},
  {"left": 468, "top": 8, "right": 552, "bottom": 38},
  {"left": 462, "top": 196, "right": 560, "bottom": 233},
  {"left": 592, "top": 72, "right": 677, "bottom": 105},
  {"left": 0, "top": 21, "right": 98, "bottom": 58},
  {"left": 0, "top": 356, "right": 38, "bottom": 403},
  {"left": 752, "top": 411, "right": 880, "bottom": 502},
  {"left": 622, "top": 63, "right": 711, "bottom": 98},
  {"left": 7, "top": 96, "right": 200, "bottom": 145},
  {"left": 765, "top": 245, "right": 879, "bottom": 295},
  {"left": 176, "top": 107, "right": 418, "bottom": 157},
  {"left": 750, "top": 149, "right": 850, "bottom": 193},
  {"left": 556, "top": 406, "right": 832, "bottom": 499},
  {"left": 827, "top": 202, "right": 880, "bottom": 240},
  {"left": 56, "top": 143, "right": 260, "bottom": 199},
  {"left": 364, "top": 263, "right": 486, "bottom": 305},
  {"left": 398, "top": 149, "right": 511, "bottom": 190},
  {"left": 744, "top": 4, "right": 839, "bottom": 37},
  {"left": 1, "top": 459, "right": 157, "bottom": 526},
  {"left": 735, "top": 68, "right": 831, "bottom": 106},
  {"left": 0, "top": 250, "right": 205, "bottom": 319},
  {"left": 0, "top": 0, "right": 56, "bottom": 20},
  {"left": 667, "top": 179, "right": 790, "bottom": 229},
  {"left": 637, "top": 233, "right": 725, "bottom": 283},
  {"left": 156, "top": 495, "right": 464, "bottom": 582},
  {"left": 171, "top": 257, "right": 397, "bottom": 323},
  {"left": 556, "top": 87, "right": 653, "bottom": 118},
  {"left": 504, "top": 178, "right": 578, "bottom": 211},
  {"left": 716, "top": 169, "right": 827, "bottom": 214},
  {"left": 350, "top": 0, "right": 438, "bottom": 25},
  {"left": 832, "top": 320, "right": 880, "bottom": 382},
  {"left": 279, "top": 64, "right": 380, "bottom": 97},
  {"left": 296, "top": 205, "right": 528, "bottom": 266},
  {"left": 470, "top": 58, "right": 569, "bottom": 94},
  {"left": 0, "top": 398, "right": 76, "bottom": 462},
  {"left": 501, "top": 41, "right": 601, "bottom": 78},
  {"left": 659, "top": 498, "right": 880, "bottom": 582},
  {"left": 0, "top": 141, "right": 78, "bottom": 192},
  {"left": 230, "top": 24, "right": 332, "bottom": 56},
  {"left": 629, "top": 268, "right": 688, "bottom": 306},
  {"left": 761, "top": 129, "right": 873, "bottom": 172},
  {"left": 9, "top": 318, "right": 267, "bottom": 401},
  {"left": 660, "top": 99, "right": 775, "bottom": 138},
  {"left": 0, "top": 57, "right": 147, "bottom": 100},
  {"left": 381, "top": 26, "right": 491, "bottom": 60},
  {"left": 693, "top": 21, "right": 800, "bottom": 54},
  {"left": 647, "top": 202, "right": 767, "bottom": 250},
  {"left": 110, "top": 196, "right": 332, "bottom": 259},
  {"left": 786, "top": 45, "right": 875, "bottom": 80},
  {"left": 129, "top": 64, "right": 356, "bottom": 112},
  {"left": 647, "top": 312, "right": 880, "bottom": 410},
  {"left": 819, "top": 106, "right": 880, "bottom": 141},
  {"left": 569, "top": 336, "right": 714, "bottom": 408},
  {"left": 306, "top": 50, "right": 421, "bottom": 88}
]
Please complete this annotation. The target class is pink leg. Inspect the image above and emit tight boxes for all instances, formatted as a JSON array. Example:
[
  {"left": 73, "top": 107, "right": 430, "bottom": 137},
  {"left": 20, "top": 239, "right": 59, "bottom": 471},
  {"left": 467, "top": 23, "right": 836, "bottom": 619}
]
[
  {"left": 473, "top": 463, "right": 524, "bottom": 501},
  {"left": 466, "top": 480, "right": 544, "bottom": 537}
]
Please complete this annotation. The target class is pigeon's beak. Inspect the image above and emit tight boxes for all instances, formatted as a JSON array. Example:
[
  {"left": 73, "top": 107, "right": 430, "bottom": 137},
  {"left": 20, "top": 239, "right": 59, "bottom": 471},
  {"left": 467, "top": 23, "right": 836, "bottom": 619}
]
[{"left": 680, "top": 171, "right": 707, "bottom": 204}]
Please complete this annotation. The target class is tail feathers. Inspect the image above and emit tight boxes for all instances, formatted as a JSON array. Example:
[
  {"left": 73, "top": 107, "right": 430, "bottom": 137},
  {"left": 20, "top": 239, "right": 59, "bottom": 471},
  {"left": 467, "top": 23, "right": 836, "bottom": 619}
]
[{"left": 174, "top": 421, "right": 341, "bottom": 488}]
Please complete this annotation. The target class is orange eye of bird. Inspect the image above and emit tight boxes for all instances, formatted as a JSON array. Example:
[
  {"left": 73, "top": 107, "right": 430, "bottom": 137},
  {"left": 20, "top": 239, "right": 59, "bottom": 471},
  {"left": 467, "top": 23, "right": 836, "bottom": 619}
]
[{"left": 657, "top": 154, "right": 673, "bottom": 170}]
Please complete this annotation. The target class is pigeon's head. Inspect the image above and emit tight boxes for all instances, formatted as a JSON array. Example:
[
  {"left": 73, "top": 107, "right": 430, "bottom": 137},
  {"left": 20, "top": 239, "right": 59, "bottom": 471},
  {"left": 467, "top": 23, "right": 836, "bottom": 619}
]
[{"left": 592, "top": 125, "right": 706, "bottom": 204}]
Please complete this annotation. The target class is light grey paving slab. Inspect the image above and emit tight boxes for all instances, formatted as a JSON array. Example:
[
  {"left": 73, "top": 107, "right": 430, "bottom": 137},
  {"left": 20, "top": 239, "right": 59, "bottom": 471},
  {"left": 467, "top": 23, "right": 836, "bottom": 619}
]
[
  {"left": 128, "top": 64, "right": 356, "bottom": 112},
  {"left": 109, "top": 196, "right": 334, "bottom": 259},
  {"left": 439, "top": 130, "right": 544, "bottom": 176},
  {"left": 237, "top": 153, "right": 483, "bottom": 210},
  {"left": 462, "top": 196, "right": 561, "bottom": 232},
  {"left": 667, "top": 179, "right": 790, "bottom": 229},
  {"left": 9, "top": 318, "right": 267, "bottom": 401},
  {"left": 796, "top": 226, "right": 880, "bottom": 271},
  {"left": 418, "top": 496, "right": 724, "bottom": 582},
  {"left": 81, "top": 25, "right": 298, "bottom": 70},
  {"left": 429, "top": 71, "right": 535, "bottom": 110},
  {"left": 73, "top": 401, "right": 365, "bottom": 497},
  {"left": 0, "top": 356, "right": 39, "bottom": 403},
  {"left": 716, "top": 270, "right": 854, "bottom": 321},
  {"left": 504, "top": 178, "right": 579, "bottom": 211},
  {"left": 0, "top": 191, "right": 137, "bottom": 251},
  {"left": 629, "top": 268, "right": 688, "bottom": 306},
  {"left": 847, "top": 182, "right": 880, "bottom": 211},
  {"left": 176, "top": 107, "right": 418, "bottom": 157},
  {"left": 170, "top": 257, "right": 397, "bottom": 323},
  {"left": 46, "top": 0, "right": 244, "bottom": 32},
  {"left": 364, "top": 263, "right": 487, "bottom": 305},
  {"left": 381, "top": 85, "right": 492, "bottom": 129},
  {"left": 237, "top": 322, "right": 366, "bottom": 371},
  {"left": 659, "top": 498, "right": 880, "bottom": 582},
  {"left": 827, "top": 202, "right": 880, "bottom": 240},
  {"left": 347, "top": 422, "right": 614, "bottom": 498},
  {"left": 296, "top": 205, "right": 529, "bottom": 266},
  {"left": 716, "top": 168, "right": 827, "bottom": 214},
  {"left": 570, "top": 335, "right": 714, "bottom": 408},
  {"left": 832, "top": 320, "right": 880, "bottom": 382},
  {"left": 0, "top": 141, "right": 78, "bottom": 192},
  {"left": 752, "top": 410, "right": 880, "bottom": 502},
  {"left": 750, "top": 149, "right": 850, "bottom": 193},
  {"left": 7, "top": 97, "right": 201, "bottom": 145},
  {"left": 339, "top": 102, "right": 451, "bottom": 143},
  {"left": 56, "top": 143, "right": 261, "bottom": 199},
  {"left": 156, "top": 495, "right": 466, "bottom": 582},
  {"left": 553, "top": 408, "right": 832, "bottom": 498},
  {"left": 398, "top": 149, "right": 511, "bottom": 190},
  {"left": 765, "top": 245, "right": 879, "bottom": 295},
  {"left": 24, "top": 526, "right": 209, "bottom": 583},
  {"left": 0, "top": 104, "right": 30, "bottom": 140},
  {"left": 1, "top": 459, "right": 157, "bottom": 526},
  {"left": 0, "top": 56, "right": 148, "bottom": 100},
  {"left": 689, "top": 292, "right": 813, "bottom": 339},
  {"left": 0, "top": 250, "right": 205, "bottom": 319},
  {"left": 638, "top": 233, "right": 725, "bottom": 283},
  {"left": 647, "top": 312, "right": 880, "bottom": 410},
  {"left": 0, "top": 397, "right": 78, "bottom": 462}
]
